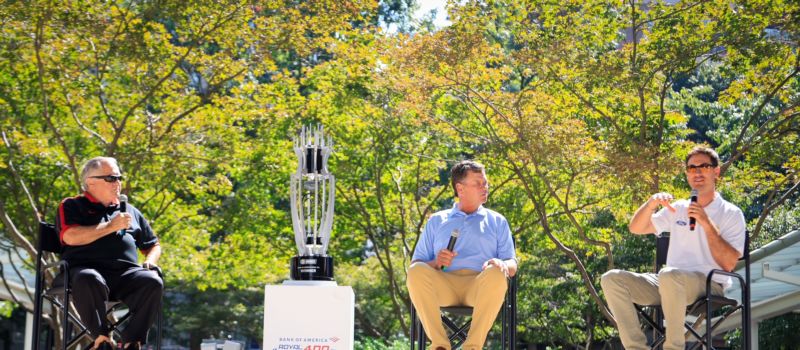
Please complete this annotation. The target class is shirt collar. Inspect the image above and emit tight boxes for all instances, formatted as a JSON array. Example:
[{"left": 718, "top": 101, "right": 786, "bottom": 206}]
[
  {"left": 448, "top": 202, "right": 487, "bottom": 218},
  {"left": 83, "top": 191, "right": 101, "bottom": 204},
  {"left": 82, "top": 191, "right": 119, "bottom": 211},
  {"left": 705, "top": 191, "right": 723, "bottom": 212}
]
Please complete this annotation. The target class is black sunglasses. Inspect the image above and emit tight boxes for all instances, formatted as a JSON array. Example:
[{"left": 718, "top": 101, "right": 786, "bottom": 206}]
[{"left": 89, "top": 175, "right": 124, "bottom": 183}]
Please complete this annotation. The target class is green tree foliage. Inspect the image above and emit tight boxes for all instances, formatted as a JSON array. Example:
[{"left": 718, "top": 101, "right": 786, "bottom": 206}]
[
  {"left": 0, "top": 0, "right": 383, "bottom": 346},
  {"left": 379, "top": 0, "right": 798, "bottom": 347},
  {"left": 167, "top": 286, "right": 264, "bottom": 349},
  {"left": 0, "top": 301, "right": 13, "bottom": 318},
  {"left": 0, "top": 0, "right": 797, "bottom": 348}
]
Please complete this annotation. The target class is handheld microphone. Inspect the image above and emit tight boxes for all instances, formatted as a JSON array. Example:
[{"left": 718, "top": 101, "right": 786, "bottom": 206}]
[
  {"left": 119, "top": 194, "right": 127, "bottom": 213},
  {"left": 689, "top": 189, "right": 698, "bottom": 231},
  {"left": 118, "top": 194, "right": 128, "bottom": 236},
  {"left": 441, "top": 229, "right": 460, "bottom": 270}
]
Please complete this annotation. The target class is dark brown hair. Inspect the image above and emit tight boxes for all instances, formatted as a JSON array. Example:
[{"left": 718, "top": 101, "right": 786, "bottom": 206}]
[
  {"left": 450, "top": 160, "right": 485, "bottom": 197},
  {"left": 685, "top": 146, "right": 720, "bottom": 167}
]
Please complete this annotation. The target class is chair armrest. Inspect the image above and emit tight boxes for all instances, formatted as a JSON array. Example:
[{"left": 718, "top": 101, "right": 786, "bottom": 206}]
[
  {"left": 42, "top": 260, "right": 69, "bottom": 288},
  {"left": 706, "top": 269, "right": 746, "bottom": 301},
  {"left": 707, "top": 269, "right": 746, "bottom": 289},
  {"left": 42, "top": 260, "right": 68, "bottom": 271},
  {"left": 146, "top": 264, "right": 164, "bottom": 278}
]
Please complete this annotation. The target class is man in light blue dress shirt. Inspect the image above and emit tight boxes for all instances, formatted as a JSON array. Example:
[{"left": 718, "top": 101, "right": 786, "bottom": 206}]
[{"left": 407, "top": 160, "right": 518, "bottom": 350}]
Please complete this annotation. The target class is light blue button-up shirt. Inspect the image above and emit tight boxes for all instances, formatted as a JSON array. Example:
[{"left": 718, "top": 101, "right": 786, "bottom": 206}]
[{"left": 413, "top": 203, "right": 516, "bottom": 272}]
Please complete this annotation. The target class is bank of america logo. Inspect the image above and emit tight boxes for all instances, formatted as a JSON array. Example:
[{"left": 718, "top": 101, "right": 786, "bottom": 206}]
[{"left": 329, "top": 337, "right": 340, "bottom": 343}]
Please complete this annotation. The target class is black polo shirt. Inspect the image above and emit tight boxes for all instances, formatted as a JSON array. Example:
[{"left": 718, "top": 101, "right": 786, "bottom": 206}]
[{"left": 57, "top": 192, "right": 159, "bottom": 270}]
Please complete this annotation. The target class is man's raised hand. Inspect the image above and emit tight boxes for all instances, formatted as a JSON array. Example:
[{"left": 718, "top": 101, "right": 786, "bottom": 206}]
[{"left": 649, "top": 192, "right": 676, "bottom": 212}]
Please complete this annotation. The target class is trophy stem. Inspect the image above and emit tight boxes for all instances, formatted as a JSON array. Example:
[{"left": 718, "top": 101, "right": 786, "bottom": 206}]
[
  {"left": 306, "top": 189, "right": 311, "bottom": 248},
  {"left": 311, "top": 169, "right": 320, "bottom": 255},
  {"left": 290, "top": 125, "right": 335, "bottom": 280}
]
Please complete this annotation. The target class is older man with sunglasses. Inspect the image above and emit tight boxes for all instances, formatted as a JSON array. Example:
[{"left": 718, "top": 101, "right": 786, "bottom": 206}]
[
  {"left": 601, "top": 147, "right": 746, "bottom": 350},
  {"left": 57, "top": 157, "right": 163, "bottom": 350}
]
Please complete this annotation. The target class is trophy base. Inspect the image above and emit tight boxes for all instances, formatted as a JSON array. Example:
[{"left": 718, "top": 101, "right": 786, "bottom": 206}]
[{"left": 290, "top": 255, "right": 334, "bottom": 281}]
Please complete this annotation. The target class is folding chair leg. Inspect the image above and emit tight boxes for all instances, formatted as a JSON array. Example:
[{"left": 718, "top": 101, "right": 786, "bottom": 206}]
[
  {"left": 501, "top": 276, "right": 517, "bottom": 350},
  {"left": 32, "top": 270, "right": 45, "bottom": 350},
  {"left": 64, "top": 316, "right": 90, "bottom": 349},
  {"left": 501, "top": 302, "right": 507, "bottom": 350},
  {"left": 409, "top": 306, "right": 426, "bottom": 350},
  {"left": 157, "top": 306, "right": 163, "bottom": 350},
  {"left": 707, "top": 294, "right": 713, "bottom": 350},
  {"left": 442, "top": 316, "right": 469, "bottom": 347},
  {"left": 417, "top": 320, "right": 426, "bottom": 350},
  {"left": 62, "top": 277, "right": 71, "bottom": 350},
  {"left": 409, "top": 307, "right": 416, "bottom": 350}
]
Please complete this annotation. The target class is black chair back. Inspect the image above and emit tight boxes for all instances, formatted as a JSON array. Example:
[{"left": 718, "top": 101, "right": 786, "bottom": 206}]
[
  {"left": 655, "top": 233, "right": 670, "bottom": 271},
  {"left": 32, "top": 221, "right": 68, "bottom": 350},
  {"left": 38, "top": 221, "right": 62, "bottom": 253}
]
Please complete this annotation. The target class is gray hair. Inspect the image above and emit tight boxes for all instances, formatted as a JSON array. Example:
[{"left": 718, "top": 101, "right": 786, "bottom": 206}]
[{"left": 80, "top": 157, "right": 120, "bottom": 191}]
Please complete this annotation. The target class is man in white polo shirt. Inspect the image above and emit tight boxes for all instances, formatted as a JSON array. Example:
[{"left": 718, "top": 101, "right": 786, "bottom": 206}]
[{"left": 601, "top": 146, "right": 746, "bottom": 350}]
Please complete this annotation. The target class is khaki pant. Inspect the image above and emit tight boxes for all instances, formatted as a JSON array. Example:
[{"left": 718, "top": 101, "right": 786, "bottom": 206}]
[
  {"left": 406, "top": 262, "right": 508, "bottom": 350},
  {"left": 600, "top": 267, "right": 724, "bottom": 350}
]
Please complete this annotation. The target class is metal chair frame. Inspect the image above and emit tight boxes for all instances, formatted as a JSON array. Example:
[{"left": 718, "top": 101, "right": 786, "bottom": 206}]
[
  {"left": 31, "top": 221, "right": 164, "bottom": 350},
  {"left": 409, "top": 275, "right": 517, "bottom": 350},
  {"left": 634, "top": 232, "right": 751, "bottom": 350}
]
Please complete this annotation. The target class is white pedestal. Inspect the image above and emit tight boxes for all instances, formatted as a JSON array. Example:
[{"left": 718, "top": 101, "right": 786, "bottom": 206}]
[{"left": 263, "top": 282, "right": 354, "bottom": 350}]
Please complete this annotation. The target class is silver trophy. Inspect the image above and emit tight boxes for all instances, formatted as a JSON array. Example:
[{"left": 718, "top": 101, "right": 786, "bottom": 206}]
[{"left": 289, "top": 125, "right": 335, "bottom": 280}]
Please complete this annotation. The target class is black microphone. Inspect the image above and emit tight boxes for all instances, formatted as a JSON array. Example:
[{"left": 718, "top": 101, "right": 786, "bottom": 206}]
[
  {"left": 118, "top": 194, "right": 128, "bottom": 236},
  {"left": 441, "top": 229, "right": 460, "bottom": 270},
  {"left": 119, "top": 194, "right": 127, "bottom": 213},
  {"left": 689, "top": 189, "right": 698, "bottom": 231}
]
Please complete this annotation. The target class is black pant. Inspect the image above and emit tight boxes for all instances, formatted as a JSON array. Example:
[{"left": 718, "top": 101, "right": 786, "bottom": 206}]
[{"left": 70, "top": 266, "right": 163, "bottom": 344}]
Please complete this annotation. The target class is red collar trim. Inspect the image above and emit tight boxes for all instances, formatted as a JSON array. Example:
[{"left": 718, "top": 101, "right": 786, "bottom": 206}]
[{"left": 83, "top": 191, "right": 101, "bottom": 203}]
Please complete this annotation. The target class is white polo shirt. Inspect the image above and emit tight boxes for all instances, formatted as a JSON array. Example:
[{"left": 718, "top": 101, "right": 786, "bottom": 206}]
[{"left": 651, "top": 192, "right": 746, "bottom": 288}]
